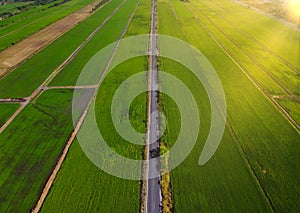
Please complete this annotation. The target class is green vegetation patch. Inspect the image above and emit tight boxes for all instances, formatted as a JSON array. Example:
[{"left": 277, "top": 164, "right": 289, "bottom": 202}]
[
  {"left": 0, "top": 103, "right": 19, "bottom": 126},
  {"left": 0, "top": 0, "right": 96, "bottom": 50},
  {"left": 158, "top": 0, "right": 300, "bottom": 211},
  {"left": 0, "top": 0, "right": 123, "bottom": 98},
  {"left": 49, "top": 0, "right": 143, "bottom": 86},
  {"left": 41, "top": 59, "right": 147, "bottom": 211},
  {"left": 41, "top": 0, "right": 151, "bottom": 210},
  {"left": 0, "top": 89, "right": 91, "bottom": 212}
]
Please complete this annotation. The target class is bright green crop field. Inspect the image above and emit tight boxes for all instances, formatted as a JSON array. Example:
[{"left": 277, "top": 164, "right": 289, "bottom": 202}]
[
  {"left": 0, "top": 0, "right": 124, "bottom": 98},
  {"left": 0, "top": 89, "right": 91, "bottom": 212},
  {"left": 41, "top": 58, "right": 147, "bottom": 212},
  {"left": 0, "top": 0, "right": 299, "bottom": 212},
  {"left": 0, "top": 103, "right": 19, "bottom": 126},
  {"left": 0, "top": 0, "right": 96, "bottom": 51},
  {"left": 49, "top": 0, "right": 142, "bottom": 86},
  {"left": 158, "top": 0, "right": 300, "bottom": 211},
  {"left": 41, "top": 0, "right": 151, "bottom": 210}
]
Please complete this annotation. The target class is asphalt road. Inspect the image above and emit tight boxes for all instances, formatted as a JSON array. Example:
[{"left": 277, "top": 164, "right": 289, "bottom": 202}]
[{"left": 146, "top": 0, "right": 161, "bottom": 212}]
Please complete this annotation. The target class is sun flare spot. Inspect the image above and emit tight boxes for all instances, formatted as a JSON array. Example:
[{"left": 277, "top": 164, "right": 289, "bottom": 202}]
[{"left": 288, "top": 0, "right": 300, "bottom": 18}]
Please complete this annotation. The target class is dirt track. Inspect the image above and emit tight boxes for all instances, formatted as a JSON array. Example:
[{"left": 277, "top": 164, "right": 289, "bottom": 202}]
[{"left": 0, "top": 0, "right": 110, "bottom": 78}]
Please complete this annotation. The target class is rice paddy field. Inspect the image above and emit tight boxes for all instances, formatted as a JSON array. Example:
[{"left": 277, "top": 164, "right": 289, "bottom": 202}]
[
  {"left": 0, "top": 103, "right": 19, "bottom": 126},
  {"left": 0, "top": 0, "right": 299, "bottom": 212},
  {"left": 0, "top": 0, "right": 96, "bottom": 51}
]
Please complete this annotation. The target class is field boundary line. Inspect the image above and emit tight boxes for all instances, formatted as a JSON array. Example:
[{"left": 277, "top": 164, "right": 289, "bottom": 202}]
[
  {"left": 0, "top": 0, "right": 126, "bottom": 134},
  {"left": 0, "top": 0, "right": 112, "bottom": 79},
  {"left": 44, "top": 85, "right": 98, "bottom": 90},
  {"left": 31, "top": 0, "right": 141, "bottom": 211},
  {"left": 185, "top": 3, "right": 300, "bottom": 132}
]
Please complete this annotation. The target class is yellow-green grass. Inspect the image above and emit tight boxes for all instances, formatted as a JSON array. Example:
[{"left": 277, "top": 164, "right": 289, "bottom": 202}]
[
  {"left": 197, "top": 0, "right": 300, "bottom": 70},
  {"left": 0, "top": 0, "right": 124, "bottom": 98},
  {"left": 188, "top": 0, "right": 300, "bottom": 96},
  {"left": 158, "top": 0, "right": 300, "bottom": 211},
  {"left": 0, "top": 89, "right": 91, "bottom": 212},
  {"left": 0, "top": 103, "right": 19, "bottom": 126},
  {"left": 276, "top": 98, "right": 300, "bottom": 126}
]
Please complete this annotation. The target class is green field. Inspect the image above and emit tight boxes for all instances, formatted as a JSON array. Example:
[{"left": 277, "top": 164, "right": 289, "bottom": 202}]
[
  {"left": 0, "top": 0, "right": 97, "bottom": 51},
  {"left": 0, "top": 89, "right": 91, "bottom": 211},
  {"left": 0, "top": 0, "right": 299, "bottom": 211},
  {"left": 0, "top": 103, "right": 19, "bottom": 126},
  {"left": 158, "top": 0, "right": 300, "bottom": 211},
  {"left": 40, "top": 0, "right": 151, "bottom": 210},
  {"left": 0, "top": 0, "right": 150, "bottom": 211},
  {"left": 41, "top": 58, "right": 147, "bottom": 212},
  {"left": 0, "top": 2, "right": 32, "bottom": 14},
  {"left": 48, "top": 0, "right": 145, "bottom": 86},
  {"left": 0, "top": 0, "right": 64, "bottom": 27},
  {"left": 0, "top": 0, "right": 124, "bottom": 98},
  {"left": 185, "top": 0, "right": 300, "bottom": 125}
]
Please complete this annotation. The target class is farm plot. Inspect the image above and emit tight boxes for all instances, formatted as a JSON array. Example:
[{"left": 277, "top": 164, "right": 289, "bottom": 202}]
[
  {"left": 40, "top": 0, "right": 151, "bottom": 210},
  {"left": 158, "top": 0, "right": 300, "bottom": 211},
  {"left": 0, "top": 2, "right": 55, "bottom": 26},
  {"left": 0, "top": 89, "right": 92, "bottom": 212},
  {"left": 0, "top": 2, "right": 32, "bottom": 15},
  {"left": 41, "top": 58, "right": 147, "bottom": 212},
  {"left": 187, "top": 0, "right": 300, "bottom": 126},
  {"left": 204, "top": 0, "right": 300, "bottom": 70},
  {"left": 49, "top": 0, "right": 143, "bottom": 86},
  {"left": 0, "top": 103, "right": 19, "bottom": 127},
  {"left": 0, "top": 0, "right": 96, "bottom": 51},
  {"left": 0, "top": 0, "right": 124, "bottom": 98}
]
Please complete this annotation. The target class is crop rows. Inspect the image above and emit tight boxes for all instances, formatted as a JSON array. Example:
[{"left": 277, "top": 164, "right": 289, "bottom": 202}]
[
  {"left": 0, "top": 0, "right": 125, "bottom": 98},
  {"left": 0, "top": 0, "right": 148, "bottom": 211},
  {"left": 158, "top": 0, "right": 300, "bottom": 211},
  {"left": 0, "top": 0, "right": 96, "bottom": 51},
  {"left": 40, "top": 0, "right": 151, "bottom": 211},
  {"left": 0, "top": 103, "right": 19, "bottom": 127}
]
